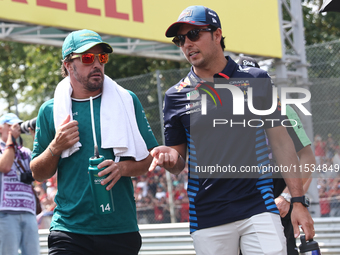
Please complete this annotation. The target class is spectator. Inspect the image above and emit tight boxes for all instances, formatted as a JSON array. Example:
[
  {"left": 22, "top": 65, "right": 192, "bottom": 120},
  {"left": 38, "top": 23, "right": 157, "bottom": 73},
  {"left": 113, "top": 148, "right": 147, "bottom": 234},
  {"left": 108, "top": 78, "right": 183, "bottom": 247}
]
[
  {"left": 179, "top": 194, "right": 190, "bottom": 222},
  {"left": 328, "top": 178, "right": 340, "bottom": 217},
  {"left": 326, "top": 134, "right": 336, "bottom": 163},
  {"left": 319, "top": 186, "right": 331, "bottom": 217},
  {"left": 174, "top": 182, "right": 186, "bottom": 200},
  {"left": 332, "top": 146, "right": 340, "bottom": 169},
  {"left": 0, "top": 113, "right": 40, "bottom": 255},
  {"left": 153, "top": 196, "right": 169, "bottom": 223},
  {"left": 155, "top": 186, "right": 167, "bottom": 200},
  {"left": 147, "top": 176, "right": 158, "bottom": 197},
  {"left": 314, "top": 134, "right": 326, "bottom": 166},
  {"left": 134, "top": 187, "right": 144, "bottom": 205},
  {"left": 136, "top": 175, "right": 148, "bottom": 197},
  {"left": 158, "top": 176, "right": 167, "bottom": 191}
]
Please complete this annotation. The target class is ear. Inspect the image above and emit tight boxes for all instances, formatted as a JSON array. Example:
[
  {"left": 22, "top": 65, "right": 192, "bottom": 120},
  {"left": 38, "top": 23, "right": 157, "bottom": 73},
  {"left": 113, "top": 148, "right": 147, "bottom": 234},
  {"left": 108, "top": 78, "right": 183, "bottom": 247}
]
[
  {"left": 214, "top": 28, "right": 222, "bottom": 44},
  {"left": 64, "top": 61, "right": 73, "bottom": 74}
]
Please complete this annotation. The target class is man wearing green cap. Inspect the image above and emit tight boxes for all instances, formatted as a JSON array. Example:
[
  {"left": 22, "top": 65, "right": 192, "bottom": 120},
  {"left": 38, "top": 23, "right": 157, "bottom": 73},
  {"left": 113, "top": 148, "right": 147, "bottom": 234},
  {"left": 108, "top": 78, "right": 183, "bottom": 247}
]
[
  {"left": 0, "top": 113, "right": 40, "bottom": 255},
  {"left": 30, "top": 29, "right": 158, "bottom": 255}
]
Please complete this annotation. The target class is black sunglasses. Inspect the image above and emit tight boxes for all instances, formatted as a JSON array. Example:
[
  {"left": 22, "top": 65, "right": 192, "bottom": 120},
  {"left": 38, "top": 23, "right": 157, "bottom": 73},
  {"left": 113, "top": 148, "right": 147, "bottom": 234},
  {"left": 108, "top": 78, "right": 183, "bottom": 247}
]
[{"left": 172, "top": 28, "right": 212, "bottom": 47}]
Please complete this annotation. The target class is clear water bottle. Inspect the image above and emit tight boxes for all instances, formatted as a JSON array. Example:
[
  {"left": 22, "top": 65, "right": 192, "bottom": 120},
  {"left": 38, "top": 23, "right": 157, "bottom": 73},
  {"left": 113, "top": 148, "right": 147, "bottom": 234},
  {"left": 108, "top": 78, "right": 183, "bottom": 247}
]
[
  {"left": 88, "top": 155, "right": 114, "bottom": 215},
  {"left": 299, "top": 235, "right": 321, "bottom": 255}
]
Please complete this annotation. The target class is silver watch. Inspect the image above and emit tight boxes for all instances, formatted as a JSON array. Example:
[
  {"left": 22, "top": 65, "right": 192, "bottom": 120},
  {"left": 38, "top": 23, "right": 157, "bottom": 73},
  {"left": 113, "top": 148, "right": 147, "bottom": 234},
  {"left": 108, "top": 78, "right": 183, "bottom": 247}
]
[{"left": 280, "top": 192, "right": 291, "bottom": 203}]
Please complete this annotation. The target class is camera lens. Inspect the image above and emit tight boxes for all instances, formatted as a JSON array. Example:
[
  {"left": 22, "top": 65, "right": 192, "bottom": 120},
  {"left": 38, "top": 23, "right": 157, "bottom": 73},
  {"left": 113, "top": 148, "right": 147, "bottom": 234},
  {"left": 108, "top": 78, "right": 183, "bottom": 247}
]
[{"left": 20, "top": 117, "right": 37, "bottom": 134}]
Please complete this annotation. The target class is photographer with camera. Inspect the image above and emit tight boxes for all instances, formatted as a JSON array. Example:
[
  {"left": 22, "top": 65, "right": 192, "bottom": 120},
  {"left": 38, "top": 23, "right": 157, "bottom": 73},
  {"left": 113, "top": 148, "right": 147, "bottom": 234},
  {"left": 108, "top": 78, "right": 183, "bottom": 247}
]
[{"left": 0, "top": 113, "right": 39, "bottom": 255}]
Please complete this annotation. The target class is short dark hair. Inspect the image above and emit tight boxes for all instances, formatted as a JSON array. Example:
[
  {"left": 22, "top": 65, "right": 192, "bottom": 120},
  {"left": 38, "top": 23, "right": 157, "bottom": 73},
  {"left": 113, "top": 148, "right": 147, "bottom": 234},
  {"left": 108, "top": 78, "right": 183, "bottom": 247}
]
[
  {"left": 60, "top": 54, "right": 73, "bottom": 78},
  {"left": 209, "top": 25, "right": 225, "bottom": 51}
]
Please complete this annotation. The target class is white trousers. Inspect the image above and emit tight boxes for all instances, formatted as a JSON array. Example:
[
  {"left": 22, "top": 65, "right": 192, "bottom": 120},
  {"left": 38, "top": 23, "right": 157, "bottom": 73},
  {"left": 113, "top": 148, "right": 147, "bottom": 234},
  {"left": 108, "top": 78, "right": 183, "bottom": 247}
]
[{"left": 191, "top": 212, "right": 287, "bottom": 255}]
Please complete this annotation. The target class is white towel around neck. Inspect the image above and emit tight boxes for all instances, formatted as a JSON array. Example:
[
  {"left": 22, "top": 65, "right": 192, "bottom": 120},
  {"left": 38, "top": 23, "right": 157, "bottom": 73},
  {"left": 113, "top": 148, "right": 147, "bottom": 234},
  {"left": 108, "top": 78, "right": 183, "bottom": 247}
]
[{"left": 53, "top": 75, "right": 149, "bottom": 161}]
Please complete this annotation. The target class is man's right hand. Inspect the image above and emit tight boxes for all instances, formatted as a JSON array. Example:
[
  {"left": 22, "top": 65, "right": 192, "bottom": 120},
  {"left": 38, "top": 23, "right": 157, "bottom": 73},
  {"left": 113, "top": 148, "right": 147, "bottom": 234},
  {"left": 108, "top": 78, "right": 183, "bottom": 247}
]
[
  {"left": 149, "top": 145, "right": 184, "bottom": 174},
  {"left": 275, "top": 196, "right": 290, "bottom": 218},
  {"left": 50, "top": 115, "right": 79, "bottom": 154},
  {"left": 9, "top": 123, "right": 21, "bottom": 140}
]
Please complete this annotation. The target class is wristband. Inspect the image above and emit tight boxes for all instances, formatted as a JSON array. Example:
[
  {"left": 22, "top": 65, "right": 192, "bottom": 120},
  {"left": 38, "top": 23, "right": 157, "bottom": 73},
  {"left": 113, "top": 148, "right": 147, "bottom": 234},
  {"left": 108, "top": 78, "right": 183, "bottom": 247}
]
[
  {"left": 5, "top": 144, "right": 15, "bottom": 151},
  {"left": 280, "top": 192, "right": 291, "bottom": 203},
  {"left": 49, "top": 147, "right": 61, "bottom": 157}
]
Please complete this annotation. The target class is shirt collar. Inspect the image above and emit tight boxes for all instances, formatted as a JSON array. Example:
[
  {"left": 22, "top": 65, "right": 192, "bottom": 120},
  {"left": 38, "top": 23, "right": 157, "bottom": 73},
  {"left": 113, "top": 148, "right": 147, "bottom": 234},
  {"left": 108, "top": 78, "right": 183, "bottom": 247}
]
[
  {"left": 187, "top": 56, "right": 238, "bottom": 86},
  {"left": 213, "top": 56, "right": 238, "bottom": 80}
]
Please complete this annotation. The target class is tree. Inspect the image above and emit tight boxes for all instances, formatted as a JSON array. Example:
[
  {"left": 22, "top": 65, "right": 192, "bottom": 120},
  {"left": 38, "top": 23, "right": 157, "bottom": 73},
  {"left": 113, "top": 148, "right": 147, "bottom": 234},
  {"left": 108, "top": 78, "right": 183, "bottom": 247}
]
[
  {"left": 0, "top": 41, "right": 27, "bottom": 113},
  {"left": 303, "top": 0, "right": 340, "bottom": 45}
]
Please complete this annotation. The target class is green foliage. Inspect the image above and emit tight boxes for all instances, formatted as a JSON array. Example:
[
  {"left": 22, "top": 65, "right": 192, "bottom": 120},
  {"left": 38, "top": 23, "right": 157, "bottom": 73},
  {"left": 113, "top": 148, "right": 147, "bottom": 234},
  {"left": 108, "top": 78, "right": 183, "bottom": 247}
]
[
  {"left": 0, "top": 41, "right": 61, "bottom": 119},
  {"left": 105, "top": 54, "right": 189, "bottom": 79},
  {"left": 303, "top": 0, "right": 340, "bottom": 45},
  {"left": 0, "top": 41, "right": 27, "bottom": 113},
  {"left": 23, "top": 44, "right": 62, "bottom": 116}
]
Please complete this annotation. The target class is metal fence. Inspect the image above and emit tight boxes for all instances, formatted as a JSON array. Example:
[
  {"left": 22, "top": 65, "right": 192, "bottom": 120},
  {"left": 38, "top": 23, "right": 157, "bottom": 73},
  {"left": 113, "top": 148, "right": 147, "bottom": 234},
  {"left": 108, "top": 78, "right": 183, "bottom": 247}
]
[{"left": 304, "top": 40, "right": 340, "bottom": 218}]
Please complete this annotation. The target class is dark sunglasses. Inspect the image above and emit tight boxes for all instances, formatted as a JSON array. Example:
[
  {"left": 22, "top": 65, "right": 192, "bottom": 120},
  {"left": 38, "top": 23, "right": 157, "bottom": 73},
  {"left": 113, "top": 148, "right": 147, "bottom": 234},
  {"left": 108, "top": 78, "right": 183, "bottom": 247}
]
[
  {"left": 172, "top": 28, "right": 212, "bottom": 47},
  {"left": 71, "top": 53, "right": 109, "bottom": 64}
]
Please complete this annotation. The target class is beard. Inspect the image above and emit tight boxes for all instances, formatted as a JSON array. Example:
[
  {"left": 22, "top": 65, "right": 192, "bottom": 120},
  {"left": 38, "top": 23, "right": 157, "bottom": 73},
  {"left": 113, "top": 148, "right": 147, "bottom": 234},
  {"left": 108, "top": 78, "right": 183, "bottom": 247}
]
[{"left": 73, "top": 64, "right": 104, "bottom": 92}]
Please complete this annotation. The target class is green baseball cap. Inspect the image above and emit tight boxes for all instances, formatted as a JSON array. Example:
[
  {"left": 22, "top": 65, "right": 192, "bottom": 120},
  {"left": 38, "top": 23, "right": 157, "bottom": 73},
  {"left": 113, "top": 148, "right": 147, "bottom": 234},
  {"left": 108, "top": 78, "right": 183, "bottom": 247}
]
[{"left": 62, "top": 29, "right": 113, "bottom": 59}]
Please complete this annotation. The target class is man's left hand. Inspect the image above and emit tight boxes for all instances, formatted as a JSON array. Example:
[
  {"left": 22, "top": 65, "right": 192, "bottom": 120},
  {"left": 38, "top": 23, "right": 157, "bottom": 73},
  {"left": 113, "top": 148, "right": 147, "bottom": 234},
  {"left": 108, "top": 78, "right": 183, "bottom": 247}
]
[
  {"left": 291, "top": 202, "right": 315, "bottom": 240},
  {"left": 97, "top": 160, "right": 122, "bottom": 190}
]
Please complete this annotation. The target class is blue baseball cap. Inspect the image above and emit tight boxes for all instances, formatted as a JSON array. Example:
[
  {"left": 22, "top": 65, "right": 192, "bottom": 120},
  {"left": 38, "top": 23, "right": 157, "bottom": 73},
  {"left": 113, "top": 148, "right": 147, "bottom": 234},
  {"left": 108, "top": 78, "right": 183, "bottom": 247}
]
[
  {"left": 166, "top": 6, "right": 221, "bottom": 37},
  {"left": 62, "top": 29, "right": 113, "bottom": 59},
  {"left": 0, "top": 113, "right": 23, "bottom": 125}
]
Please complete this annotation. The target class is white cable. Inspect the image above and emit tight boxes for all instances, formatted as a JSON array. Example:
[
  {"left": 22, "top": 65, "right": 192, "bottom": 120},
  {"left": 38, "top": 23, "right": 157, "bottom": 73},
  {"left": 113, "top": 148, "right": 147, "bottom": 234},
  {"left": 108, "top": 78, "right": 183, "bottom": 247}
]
[{"left": 90, "top": 97, "right": 99, "bottom": 157}]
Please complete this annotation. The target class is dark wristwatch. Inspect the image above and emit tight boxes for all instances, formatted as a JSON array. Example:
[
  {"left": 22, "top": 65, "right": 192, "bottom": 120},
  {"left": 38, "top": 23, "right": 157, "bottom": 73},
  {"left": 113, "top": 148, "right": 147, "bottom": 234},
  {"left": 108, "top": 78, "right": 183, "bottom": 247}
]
[{"left": 291, "top": 196, "right": 310, "bottom": 207}]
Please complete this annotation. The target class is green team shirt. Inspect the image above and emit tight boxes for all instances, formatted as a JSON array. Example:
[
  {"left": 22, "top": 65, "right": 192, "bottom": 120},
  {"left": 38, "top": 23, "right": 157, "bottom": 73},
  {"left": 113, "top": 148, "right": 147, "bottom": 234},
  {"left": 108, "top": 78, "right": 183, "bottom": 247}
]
[
  {"left": 273, "top": 105, "right": 312, "bottom": 197},
  {"left": 32, "top": 91, "right": 158, "bottom": 235},
  {"left": 286, "top": 105, "right": 311, "bottom": 151}
]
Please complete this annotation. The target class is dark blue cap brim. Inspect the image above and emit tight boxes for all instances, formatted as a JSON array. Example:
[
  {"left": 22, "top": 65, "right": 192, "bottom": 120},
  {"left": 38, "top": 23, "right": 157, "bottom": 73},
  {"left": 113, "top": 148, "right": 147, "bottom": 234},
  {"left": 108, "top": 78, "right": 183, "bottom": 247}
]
[{"left": 165, "top": 21, "right": 209, "bottom": 37}]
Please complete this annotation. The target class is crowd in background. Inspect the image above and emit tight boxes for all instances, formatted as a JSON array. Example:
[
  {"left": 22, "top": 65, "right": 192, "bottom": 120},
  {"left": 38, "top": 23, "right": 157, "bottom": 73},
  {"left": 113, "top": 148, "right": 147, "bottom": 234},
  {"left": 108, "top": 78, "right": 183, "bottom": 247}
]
[
  {"left": 33, "top": 133, "right": 340, "bottom": 227},
  {"left": 34, "top": 174, "right": 57, "bottom": 229},
  {"left": 315, "top": 134, "right": 340, "bottom": 218},
  {"left": 133, "top": 166, "right": 189, "bottom": 224}
]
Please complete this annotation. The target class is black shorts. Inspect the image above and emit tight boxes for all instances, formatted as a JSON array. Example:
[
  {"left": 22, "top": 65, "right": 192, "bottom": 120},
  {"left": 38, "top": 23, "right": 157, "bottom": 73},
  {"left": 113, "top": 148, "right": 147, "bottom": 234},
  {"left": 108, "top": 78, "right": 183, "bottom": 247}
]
[
  {"left": 281, "top": 205, "right": 299, "bottom": 255},
  {"left": 48, "top": 230, "right": 142, "bottom": 255}
]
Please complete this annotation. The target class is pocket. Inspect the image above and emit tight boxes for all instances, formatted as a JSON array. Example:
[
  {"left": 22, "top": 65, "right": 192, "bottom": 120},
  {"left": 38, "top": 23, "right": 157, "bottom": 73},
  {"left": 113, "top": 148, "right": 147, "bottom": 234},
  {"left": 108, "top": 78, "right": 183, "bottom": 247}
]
[{"left": 48, "top": 230, "right": 61, "bottom": 248}]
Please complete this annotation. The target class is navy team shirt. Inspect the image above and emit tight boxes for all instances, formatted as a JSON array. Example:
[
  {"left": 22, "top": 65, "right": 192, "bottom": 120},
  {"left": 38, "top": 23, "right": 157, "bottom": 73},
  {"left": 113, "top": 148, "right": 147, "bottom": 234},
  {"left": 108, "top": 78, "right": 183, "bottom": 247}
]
[{"left": 164, "top": 56, "right": 283, "bottom": 233}]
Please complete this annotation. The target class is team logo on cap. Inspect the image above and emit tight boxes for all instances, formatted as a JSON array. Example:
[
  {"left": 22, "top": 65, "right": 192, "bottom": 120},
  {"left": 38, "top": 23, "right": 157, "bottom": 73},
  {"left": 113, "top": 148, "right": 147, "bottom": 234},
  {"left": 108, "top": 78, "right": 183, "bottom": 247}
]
[
  {"left": 178, "top": 10, "right": 193, "bottom": 20},
  {"left": 208, "top": 11, "right": 217, "bottom": 17},
  {"left": 80, "top": 32, "right": 99, "bottom": 37}
]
